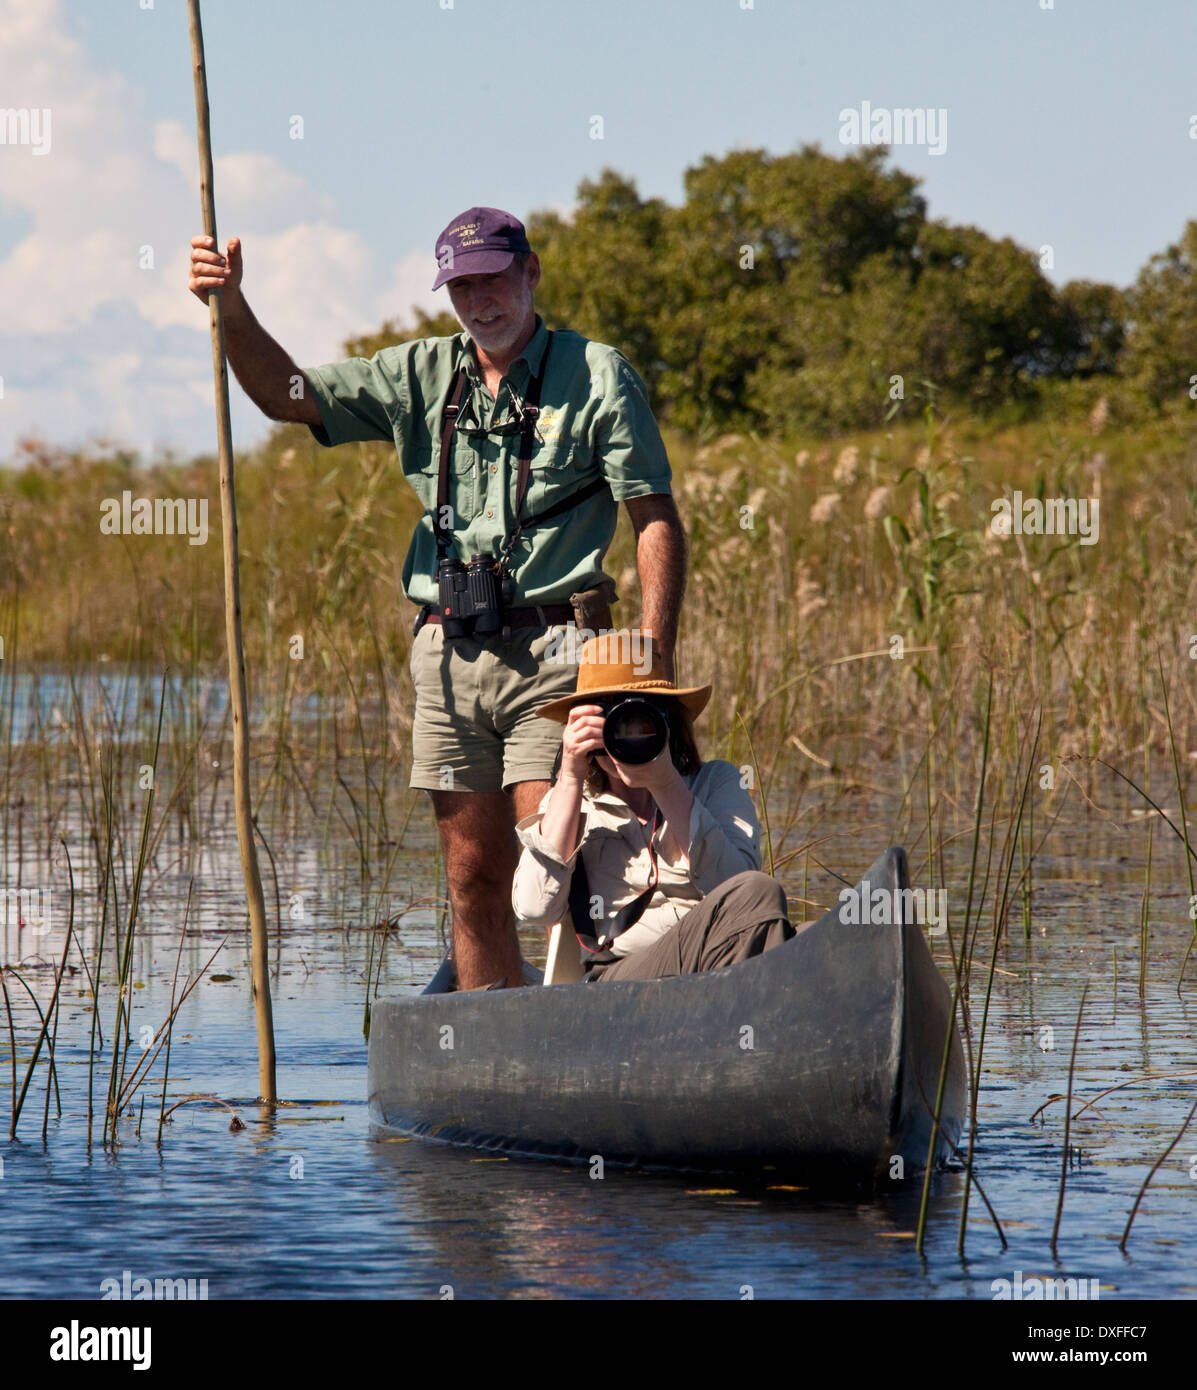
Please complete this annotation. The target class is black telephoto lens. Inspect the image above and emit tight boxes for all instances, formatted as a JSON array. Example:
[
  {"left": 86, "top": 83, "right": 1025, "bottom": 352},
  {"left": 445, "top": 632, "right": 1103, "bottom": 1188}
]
[{"left": 602, "top": 698, "right": 670, "bottom": 765}]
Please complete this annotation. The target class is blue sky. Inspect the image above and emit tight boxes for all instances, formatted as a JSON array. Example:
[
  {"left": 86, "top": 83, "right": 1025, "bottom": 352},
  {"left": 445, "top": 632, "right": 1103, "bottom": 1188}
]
[{"left": 2, "top": 0, "right": 1195, "bottom": 460}]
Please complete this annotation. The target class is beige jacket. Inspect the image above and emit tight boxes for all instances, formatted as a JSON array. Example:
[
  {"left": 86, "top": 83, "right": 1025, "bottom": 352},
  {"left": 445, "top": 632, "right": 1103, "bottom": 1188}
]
[{"left": 511, "top": 759, "right": 761, "bottom": 957}]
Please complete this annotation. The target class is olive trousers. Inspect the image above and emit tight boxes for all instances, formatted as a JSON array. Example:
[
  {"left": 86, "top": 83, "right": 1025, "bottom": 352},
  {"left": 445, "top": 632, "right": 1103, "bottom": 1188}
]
[{"left": 587, "top": 870, "right": 795, "bottom": 983}]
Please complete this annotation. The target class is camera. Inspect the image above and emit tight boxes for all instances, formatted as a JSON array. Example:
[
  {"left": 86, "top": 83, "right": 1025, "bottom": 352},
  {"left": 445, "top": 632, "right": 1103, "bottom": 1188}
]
[
  {"left": 437, "top": 554, "right": 505, "bottom": 638},
  {"left": 602, "top": 696, "right": 671, "bottom": 765}
]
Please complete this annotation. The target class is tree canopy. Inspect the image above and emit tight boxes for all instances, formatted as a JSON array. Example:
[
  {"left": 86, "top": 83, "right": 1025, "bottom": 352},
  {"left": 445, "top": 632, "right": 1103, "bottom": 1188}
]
[{"left": 345, "top": 144, "right": 1191, "bottom": 436}]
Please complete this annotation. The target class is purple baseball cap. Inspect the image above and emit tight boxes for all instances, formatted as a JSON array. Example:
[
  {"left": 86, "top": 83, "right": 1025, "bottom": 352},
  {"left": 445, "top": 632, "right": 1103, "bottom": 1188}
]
[{"left": 431, "top": 206, "right": 532, "bottom": 290}]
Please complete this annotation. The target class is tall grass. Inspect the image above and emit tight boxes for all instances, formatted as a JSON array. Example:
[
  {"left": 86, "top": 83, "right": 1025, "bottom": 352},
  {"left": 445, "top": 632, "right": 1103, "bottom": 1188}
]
[{"left": 1, "top": 405, "right": 1195, "bottom": 1251}]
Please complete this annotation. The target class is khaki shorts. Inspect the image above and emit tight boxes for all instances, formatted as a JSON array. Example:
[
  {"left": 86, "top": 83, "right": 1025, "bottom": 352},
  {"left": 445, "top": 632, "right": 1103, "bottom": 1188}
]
[{"left": 408, "top": 622, "right": 580, "bottom": 793}]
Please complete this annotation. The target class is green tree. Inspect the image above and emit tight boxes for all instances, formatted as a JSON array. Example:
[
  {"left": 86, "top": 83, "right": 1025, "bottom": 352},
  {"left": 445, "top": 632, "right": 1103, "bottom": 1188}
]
[
  {"left": 652, "top": 145, "right": 927, "bottom": 431},
  {"left": 1123, "top": 220, "right": 1197, "bottom": 407},
  {"left": 529, "top": 169, "right": 669, "bottom": 397},
  {"left": 900, "top": 221, "right": 1078, "bottom": 407},
  {"left": 1057, "top": 279, "right": 1127, "bottom": 377},
  {"left": 342, "top": 305, "right": 461, "bottom": 360},
  {"left": 326, "top": 145, "right": 1145, "bottom": 436}
]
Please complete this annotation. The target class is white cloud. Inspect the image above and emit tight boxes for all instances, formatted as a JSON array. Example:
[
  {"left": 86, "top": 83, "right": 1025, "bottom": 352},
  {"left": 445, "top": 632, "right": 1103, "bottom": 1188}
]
[
  {"left": 0, "top": 0, "right": 435, "bottom": 460},
  {"left": 380, "top": 248, "right": 451, "bottom": 331},
  {"left": 241, "top": 221, "right": 377, "bottom": 367}
]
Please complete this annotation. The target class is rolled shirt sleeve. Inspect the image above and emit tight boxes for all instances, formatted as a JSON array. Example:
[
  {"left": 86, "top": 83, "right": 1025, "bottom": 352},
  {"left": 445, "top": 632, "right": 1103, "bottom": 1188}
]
[
  {"left": 590, "top": 349, "right": 672, "bottom": 502},
  {"left": 511, "top": 807, "right": 588, "bottom": 927},
  {"left": 302, "top": 350, "right": 409, "bottom": 448},
  {"left": 684, "top": 762, "right": 762, "bottom": 893}
]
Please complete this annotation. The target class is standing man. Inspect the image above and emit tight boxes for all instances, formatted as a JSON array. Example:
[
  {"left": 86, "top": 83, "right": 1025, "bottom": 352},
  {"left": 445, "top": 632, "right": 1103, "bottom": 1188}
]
[{"left": 188, "top": 206, "right": 686, "bottom": 989}]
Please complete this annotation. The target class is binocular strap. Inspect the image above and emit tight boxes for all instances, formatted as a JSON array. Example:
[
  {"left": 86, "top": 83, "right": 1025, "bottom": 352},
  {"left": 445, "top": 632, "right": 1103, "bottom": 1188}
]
[{"left": 434, "top": 333, "right": 555, "bottom": 566}]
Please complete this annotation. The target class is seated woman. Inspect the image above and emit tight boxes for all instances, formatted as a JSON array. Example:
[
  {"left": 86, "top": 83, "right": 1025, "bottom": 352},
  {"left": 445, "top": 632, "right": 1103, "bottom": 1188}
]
[{"left": 511, "top": 634, "right": 795, "bottom": 981}]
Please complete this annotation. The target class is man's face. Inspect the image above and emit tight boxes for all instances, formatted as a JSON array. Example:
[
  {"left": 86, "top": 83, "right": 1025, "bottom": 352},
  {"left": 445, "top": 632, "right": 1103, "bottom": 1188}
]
[{"left": 446, "top": 255, "right": 539, "bottom": 357}]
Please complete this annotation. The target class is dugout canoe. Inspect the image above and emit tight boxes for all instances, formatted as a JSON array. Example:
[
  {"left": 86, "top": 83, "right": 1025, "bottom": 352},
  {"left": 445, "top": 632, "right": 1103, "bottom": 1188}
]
[{"left": 367, "top": 847, "right": 966, "bottom": 1184}]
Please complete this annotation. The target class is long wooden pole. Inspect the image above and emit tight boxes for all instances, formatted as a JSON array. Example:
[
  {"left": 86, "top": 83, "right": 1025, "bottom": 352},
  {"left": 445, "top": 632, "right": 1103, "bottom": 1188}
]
[{"left": 187, "top": 0, "right": 277, "bottom": 1102}]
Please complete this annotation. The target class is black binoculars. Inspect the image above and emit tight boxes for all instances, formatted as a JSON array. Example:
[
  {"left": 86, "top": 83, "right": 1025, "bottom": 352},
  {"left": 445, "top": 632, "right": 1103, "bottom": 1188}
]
[{"left": 437, "top": 554, "right": 510, "bottom": 639}]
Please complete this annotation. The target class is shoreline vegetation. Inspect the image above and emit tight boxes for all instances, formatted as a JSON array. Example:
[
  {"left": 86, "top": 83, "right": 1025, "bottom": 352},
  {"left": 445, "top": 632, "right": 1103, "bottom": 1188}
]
[
  {"left": 2, "top": 403, "right": 1194, "bottom": 769},
  {"left": 3, "top": 404, "right": 1195, "bottom": 978}
]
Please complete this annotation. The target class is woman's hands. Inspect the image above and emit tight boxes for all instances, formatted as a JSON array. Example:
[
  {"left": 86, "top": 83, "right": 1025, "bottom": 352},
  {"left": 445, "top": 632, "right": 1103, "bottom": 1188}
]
[
  {"left": 607, "top": 744, "right": 680, "bottom": 791},
  {"left": 553, "top": 700, "right": 694, "bottom": 871},
  {"left": 535, "top": 705, "right": 604, "bottom": 864},
  {"left": 560, "top": 703, "right": 607, "bottom": 783},
  {"left": 565, "top": 703, "right": 679, "bottom": 789}
]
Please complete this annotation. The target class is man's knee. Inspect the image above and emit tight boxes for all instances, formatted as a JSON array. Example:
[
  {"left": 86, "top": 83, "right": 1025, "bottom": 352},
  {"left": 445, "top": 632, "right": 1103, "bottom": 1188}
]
[
  {"left": 429, "top": 791, "right": 516, "bottom": 884},
  {"left": 445, "top": 838, "right": 517, "bottom": 897}
]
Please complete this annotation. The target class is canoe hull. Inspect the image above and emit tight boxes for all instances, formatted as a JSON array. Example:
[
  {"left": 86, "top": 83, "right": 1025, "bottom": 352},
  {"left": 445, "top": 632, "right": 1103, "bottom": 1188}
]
[{"left": 367, "top": 848, "right": 965, "bottom": 1183}]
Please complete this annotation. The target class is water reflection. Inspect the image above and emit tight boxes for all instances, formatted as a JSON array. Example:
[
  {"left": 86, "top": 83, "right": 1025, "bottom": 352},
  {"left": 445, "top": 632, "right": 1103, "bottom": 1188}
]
[{"left": 1, "top": 747, "right": 1195, "bottom": 1297}]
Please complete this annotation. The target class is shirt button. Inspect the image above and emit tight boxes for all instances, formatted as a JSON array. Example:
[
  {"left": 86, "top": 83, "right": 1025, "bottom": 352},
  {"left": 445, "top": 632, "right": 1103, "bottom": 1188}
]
[
  {"left": 486, "top": 508, "right": 494, "bottom": 518},
  {"left": 490, "top": 464, "right": 497, "bottom": 474}
]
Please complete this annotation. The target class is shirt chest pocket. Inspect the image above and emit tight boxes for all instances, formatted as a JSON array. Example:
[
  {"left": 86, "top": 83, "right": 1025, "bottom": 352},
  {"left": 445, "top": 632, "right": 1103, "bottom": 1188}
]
[
  {"left": 524, "top": 440, "right": 589, "bottom": 516},
  {"left": 410, "top": 440, "right": 478, "bottom": 516},
  {"left": 604, "top": 825, "right": 657, "bottom": 883},
  {"left": 580, "top": 824, "right": 632, "bottom": 877}
]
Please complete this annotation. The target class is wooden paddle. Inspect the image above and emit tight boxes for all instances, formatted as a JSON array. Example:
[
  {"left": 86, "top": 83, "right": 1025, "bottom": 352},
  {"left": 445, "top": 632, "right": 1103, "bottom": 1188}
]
[
  {"left": 544, "top": 921, "right": 584, "bottom": 985},
  {"left": 187, "top": 0, "right": 276, "bottom": 1100}
]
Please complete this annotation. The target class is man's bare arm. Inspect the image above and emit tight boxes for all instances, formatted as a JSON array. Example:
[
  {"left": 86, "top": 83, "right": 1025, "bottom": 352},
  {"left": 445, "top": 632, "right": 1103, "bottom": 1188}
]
[
  {"left": 623, "top": 492, "right": 687, "bottom": 679},
  {"left": 188, "top": 235, "right": 321, "bottom": 427}
]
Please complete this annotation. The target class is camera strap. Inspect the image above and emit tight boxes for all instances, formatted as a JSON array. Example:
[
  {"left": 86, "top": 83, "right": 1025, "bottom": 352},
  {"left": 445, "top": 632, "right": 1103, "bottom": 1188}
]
[
  {"left": 502, "top": 330, "right": 552, "bottom": 566},
  {"left": 568, "top": 807, "right": 663, "bottom": 956}
]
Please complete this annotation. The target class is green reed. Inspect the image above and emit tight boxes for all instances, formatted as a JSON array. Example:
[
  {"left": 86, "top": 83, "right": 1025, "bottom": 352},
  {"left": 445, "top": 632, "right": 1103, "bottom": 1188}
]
[
  {"left": 1157, "top": 650, "right": 1197, "bottom": 990},
  {"left": 10, "top": 870, "right": 74, "bottom": 1140},
  {"left": 3, "top": 409, "right": 1197, "bottom": 1262},
  {"left": 1050, "top": 980, "right": 1089, "bottom": 1258},
  {"left": 956, "top": 701, "right": 1037, "bottom": 1254},
  {"left": 1119, "top": 1092, "right": 1197, "bottom": 1252}
]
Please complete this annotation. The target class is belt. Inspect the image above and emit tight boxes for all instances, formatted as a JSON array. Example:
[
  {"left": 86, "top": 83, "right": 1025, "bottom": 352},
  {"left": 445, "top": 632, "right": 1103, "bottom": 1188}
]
[{"left": 417, "top": 604, "right": 575, "bottom": 633}]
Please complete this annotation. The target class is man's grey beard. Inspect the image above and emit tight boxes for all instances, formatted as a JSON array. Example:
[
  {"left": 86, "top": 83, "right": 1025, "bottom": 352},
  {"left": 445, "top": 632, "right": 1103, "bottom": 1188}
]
[{"left": 461, "top": 287, "right": 535, "bottom": 355}]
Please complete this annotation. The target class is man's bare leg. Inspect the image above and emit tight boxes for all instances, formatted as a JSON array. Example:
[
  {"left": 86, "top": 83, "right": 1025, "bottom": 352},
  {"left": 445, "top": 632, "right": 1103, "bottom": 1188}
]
[
  {"left": 428, "top": 780, "right": 553, "bottom": 990},
  {"left": 429, "top": 788, "right": 522, "bottom": 990}
]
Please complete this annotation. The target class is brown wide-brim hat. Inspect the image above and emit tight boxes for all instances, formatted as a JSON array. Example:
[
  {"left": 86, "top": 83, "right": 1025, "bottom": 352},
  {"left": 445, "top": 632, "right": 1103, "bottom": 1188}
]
[{"left": 536, "top": 633, "right": 712, "bottom": 723}]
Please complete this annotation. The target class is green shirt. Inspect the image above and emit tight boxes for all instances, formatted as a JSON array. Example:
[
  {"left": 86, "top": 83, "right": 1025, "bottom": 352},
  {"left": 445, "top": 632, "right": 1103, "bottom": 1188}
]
[{"left": 303, "top": 314, "right": 672, "bottom": 608}]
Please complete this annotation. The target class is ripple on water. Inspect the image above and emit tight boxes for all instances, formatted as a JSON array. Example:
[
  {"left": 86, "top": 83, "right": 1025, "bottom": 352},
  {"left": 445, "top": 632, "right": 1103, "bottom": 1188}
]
[{"left": 2, "top": 807, "right": 1195, "bottom": 1298}]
